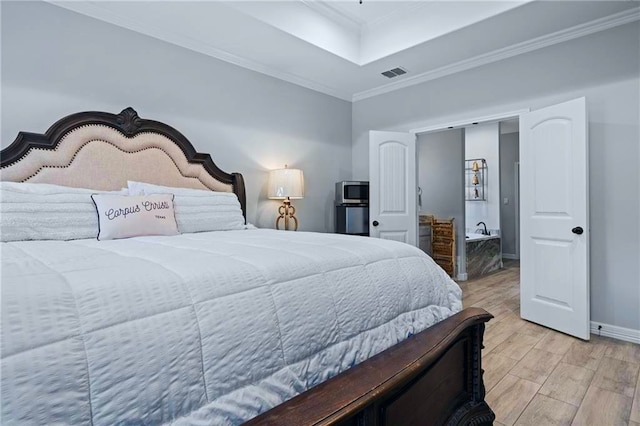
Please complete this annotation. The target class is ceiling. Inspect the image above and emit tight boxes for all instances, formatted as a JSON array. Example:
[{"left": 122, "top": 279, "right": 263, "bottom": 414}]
[{"left": 49, "top": 1, "right": 640, "bottom": 102}]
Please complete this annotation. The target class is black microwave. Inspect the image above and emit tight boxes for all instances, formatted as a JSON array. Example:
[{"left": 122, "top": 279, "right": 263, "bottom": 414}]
[{"left": 335, "top": 181, "right": 369, "bottom": 205}]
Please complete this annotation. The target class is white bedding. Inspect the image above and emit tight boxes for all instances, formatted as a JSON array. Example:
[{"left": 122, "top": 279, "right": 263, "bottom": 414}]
[{"left": 1, "top": 229, "right": 462, "bottom": 425}]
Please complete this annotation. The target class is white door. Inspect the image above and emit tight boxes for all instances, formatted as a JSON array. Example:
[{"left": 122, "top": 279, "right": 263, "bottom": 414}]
[
  {"left": 520, "top": 97, "right": 589, "bottom": 340},
  {"left": 369, "top": 131, "right": 417, "bottom": 245}
]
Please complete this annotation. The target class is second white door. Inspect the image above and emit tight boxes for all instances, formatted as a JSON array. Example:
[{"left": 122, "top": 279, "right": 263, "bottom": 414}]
[
  {"left": 369, "top": 131, "right": 417, "bottom": 246},
  {"left": 520, "top": 97, "right": 590, "bottom": 340}
]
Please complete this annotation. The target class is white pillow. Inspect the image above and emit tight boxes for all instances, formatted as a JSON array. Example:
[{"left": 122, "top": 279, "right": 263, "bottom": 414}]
[
  {"left": 91, "top": 194, "right": 179, "bottom": 240},
  {"left": 127, "top": 181, "right": 245, "bottom": 233},
  {"left": 0, "top": 182, "right": 128, "bottom": 242}
]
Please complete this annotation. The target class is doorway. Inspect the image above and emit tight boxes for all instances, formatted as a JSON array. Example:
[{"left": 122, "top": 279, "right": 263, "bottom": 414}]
[
  {"left": 415, "top": 118, "right": 521, "bottom": 281},
  {"left": 416, "top": 128, "right": 466, "bottom": 279},
  {"left": 369, "top": 98, "right": 590, "bottom": 340}
]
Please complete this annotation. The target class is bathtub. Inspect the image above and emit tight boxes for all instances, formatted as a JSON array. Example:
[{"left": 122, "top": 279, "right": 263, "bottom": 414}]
[
  {"left": 466, "top": 233, "right": 501, "bottom": 279},
  {"left": 465, "top": 232, "right": 499, "bottom": 242}
]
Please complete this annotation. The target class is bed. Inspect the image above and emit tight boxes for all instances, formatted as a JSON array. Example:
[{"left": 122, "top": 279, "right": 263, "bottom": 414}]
[{"left": 0, "top": 108, "right": 494, "bottom": 425}]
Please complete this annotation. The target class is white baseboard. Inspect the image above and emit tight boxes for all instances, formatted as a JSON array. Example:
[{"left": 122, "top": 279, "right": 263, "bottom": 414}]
[
  {"left": 502, "top": 253, "right": 519, "bottom": 260},
  {"left": 590, "top": 321, "right": 640, "bottom": 344},
  {"left": 457, "top": 273, "right": 468, "bottom": 281}
]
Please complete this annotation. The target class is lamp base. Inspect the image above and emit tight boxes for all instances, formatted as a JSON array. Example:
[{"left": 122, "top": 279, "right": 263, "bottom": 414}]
[{"left": 276, "top": 198, "right": 298, "bottom": 231}]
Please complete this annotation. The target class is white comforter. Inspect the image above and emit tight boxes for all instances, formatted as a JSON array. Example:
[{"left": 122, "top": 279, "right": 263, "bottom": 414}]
[{"left": 1, "top": 229, "right": 462, "bottom": 425}]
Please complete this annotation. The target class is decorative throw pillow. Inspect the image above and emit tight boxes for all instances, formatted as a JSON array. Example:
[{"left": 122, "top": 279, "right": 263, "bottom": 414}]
[
  {"left": 127, "top": 181, "right": 246, "bottom": 233},
  {"left": 91, "top": 194, "right": 179, "bottom": 241}
]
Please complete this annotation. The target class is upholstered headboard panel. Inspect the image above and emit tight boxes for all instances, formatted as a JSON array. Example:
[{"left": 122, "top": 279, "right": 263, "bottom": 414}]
[{"left": 0, "top": 107, "right": 246, "bottom": 219}]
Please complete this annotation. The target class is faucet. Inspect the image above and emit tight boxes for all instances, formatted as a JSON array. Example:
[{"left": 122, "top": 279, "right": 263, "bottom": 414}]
[{"left": 476, "top": 221, "right": 489, "bottom": 236}]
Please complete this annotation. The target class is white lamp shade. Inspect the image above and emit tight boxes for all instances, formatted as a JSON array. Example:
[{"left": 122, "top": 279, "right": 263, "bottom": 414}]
[{"left": 268, "top": 168, "right": 304, "bottom": 199}]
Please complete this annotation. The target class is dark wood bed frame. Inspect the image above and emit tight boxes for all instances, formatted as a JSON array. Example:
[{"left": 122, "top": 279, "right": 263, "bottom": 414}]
[{"left": 0, "top": 108, "right": 495, "bottom": 426}]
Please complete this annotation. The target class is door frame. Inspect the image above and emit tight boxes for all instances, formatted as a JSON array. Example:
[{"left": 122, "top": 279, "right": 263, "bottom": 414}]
[
  {"left": 410, "top": 109, "right": 529, "bottom": 281},
  {"left": 410, "top": 109, "right": 530, "bottom": 135},
  {"left": 515, "top": 161, "right": 521, "bottom": 259}
]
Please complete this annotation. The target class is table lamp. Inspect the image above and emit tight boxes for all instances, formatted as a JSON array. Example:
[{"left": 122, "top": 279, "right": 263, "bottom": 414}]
[{"left": 268, "top": 166, "right": 304, "bottom": 231}]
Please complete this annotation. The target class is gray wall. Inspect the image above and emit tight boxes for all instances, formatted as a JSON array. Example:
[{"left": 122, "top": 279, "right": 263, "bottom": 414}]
[
  {"left": 0, "top": 1, "right": 352, "bottom": 232},
  {"left": 417, "top": 129, "right": 465, "bottom": 273},
  {"left": 499, "top": 131, "right": 519, "bottom": 258},
  {"left": 352, "top": 22, "right": 640, "bottom": 331}
]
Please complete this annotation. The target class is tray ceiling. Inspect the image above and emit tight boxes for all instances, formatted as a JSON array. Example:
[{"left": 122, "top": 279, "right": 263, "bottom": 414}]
[{"left": 48, "top": 1, "right": 640, "bottom": 101}]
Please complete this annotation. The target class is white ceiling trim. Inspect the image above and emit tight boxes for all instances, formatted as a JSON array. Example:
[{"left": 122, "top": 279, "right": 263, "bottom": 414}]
[
  {"left": 353, "top": 6, "right": 640, "bottom": 102},
  {"left": 300, "top": 0, "right": 362, "bottom": 32},
  {"left": 300, "top": 1, "right": 429, "bottom": 31},
  {"left": 45, "top": 2, "right": 640, "bottom": 104},
  {"left": 359, "top": 2, "right": 433, "bottom": 31},
  {"left": 314, "top": 1, "right": 431, "bottom": 31},
  {"left": 47, "top": 1, "right": 353, "bottom": 101}
]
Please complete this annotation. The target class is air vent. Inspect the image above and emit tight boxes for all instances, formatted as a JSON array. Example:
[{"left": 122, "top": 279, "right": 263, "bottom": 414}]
[{"left": 381, "top": 67, "right": 408, "bottom": 79}]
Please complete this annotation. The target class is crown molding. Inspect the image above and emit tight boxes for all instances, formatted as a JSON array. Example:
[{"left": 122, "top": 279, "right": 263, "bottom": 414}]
[
  {"left": 47, "top": 1, "right": 353, "bottom": 101},
  {"left": 309, "top": 1, "right": 431, "bottom": 33},
  {"left": 300, "top": 0, "right": 362, "bottom": 32},
  {"left": 44, "top": 2, "right": 640, "bottom": 104},
  {"left": 362, "top": 2, "right": 432, "bottom": 32},
  {"left": 352, "top": 6, "right": 640, "bottom": 102}
]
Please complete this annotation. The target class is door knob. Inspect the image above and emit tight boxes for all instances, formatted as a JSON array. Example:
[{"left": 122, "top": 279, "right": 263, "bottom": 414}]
[
  {"left": 372, "top": 221, "right": 379, "bottom": 227},
  {"left": 572, "top": 226, "right": 584, "bottom": 235}
]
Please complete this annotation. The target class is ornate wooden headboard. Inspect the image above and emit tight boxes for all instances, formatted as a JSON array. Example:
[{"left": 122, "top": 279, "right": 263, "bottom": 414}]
[{"left": 0, "top": 107, "right": 247, "bottom": 220}]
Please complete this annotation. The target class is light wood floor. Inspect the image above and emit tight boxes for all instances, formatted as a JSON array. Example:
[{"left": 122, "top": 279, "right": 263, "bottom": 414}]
[{"left": 458, "top": 261, "right": 640, "bottom": 426}]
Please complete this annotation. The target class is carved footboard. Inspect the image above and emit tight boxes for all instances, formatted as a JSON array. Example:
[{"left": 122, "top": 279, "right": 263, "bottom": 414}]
[{"left": 245, "top": 307, "right": 494, "bottom": 426}]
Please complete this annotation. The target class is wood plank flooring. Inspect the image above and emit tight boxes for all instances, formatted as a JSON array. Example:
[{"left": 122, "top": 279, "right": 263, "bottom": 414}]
[{"left": 459, "top": 261, "right": 640, "bottom": 426}]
